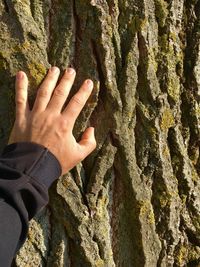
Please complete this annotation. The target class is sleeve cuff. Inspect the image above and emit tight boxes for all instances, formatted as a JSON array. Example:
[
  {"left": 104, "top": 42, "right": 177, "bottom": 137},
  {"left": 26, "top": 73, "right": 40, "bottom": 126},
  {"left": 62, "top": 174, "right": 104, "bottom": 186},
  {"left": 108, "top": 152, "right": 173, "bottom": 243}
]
[{"left": 1, "top": 142, "right": 62, "bottom": 188}]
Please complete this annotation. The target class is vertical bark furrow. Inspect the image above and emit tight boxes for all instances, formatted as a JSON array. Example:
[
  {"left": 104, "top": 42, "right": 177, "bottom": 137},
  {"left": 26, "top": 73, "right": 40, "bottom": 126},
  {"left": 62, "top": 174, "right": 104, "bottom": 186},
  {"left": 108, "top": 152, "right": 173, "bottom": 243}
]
[
  {"left": 182, "top": 0, "right": 200, "bottom": 165},
  {"left": 44, "top": 0, "right": 73, "bottom": 68},
  {"left": 2, "top": 0, "right": 9, "bottom": 13}
]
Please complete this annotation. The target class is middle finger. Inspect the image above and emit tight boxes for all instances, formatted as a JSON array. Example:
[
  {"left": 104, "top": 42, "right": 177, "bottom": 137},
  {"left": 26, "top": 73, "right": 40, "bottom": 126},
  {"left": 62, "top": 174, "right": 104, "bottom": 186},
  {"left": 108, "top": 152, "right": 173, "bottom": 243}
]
[{"left": 47, "top": 68, "right": 76, "bottom": 112}]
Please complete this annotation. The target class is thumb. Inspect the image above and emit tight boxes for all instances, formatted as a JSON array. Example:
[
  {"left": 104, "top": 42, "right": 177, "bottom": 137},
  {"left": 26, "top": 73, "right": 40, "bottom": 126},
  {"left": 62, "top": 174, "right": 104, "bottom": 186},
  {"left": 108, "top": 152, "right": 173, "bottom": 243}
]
[{"left": 78, "top": 127, "right": 97, "bottom": 157}]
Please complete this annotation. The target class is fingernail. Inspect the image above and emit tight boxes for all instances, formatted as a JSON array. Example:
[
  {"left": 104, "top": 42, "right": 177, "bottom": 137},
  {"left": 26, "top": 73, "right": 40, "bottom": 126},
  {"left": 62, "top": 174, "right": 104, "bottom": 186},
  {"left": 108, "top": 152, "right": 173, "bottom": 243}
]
[
  {"left": 51, "top": 66, "right": 59, "bottom": 73},
  {"left": 17, "top": 71, "right": 24, "bottom": 79},
  {"left": 66, "top": 68, "right": 75, "bottom": 74},
  {"left": 85, "top": 79, "right": 93, "bottom": 88}
]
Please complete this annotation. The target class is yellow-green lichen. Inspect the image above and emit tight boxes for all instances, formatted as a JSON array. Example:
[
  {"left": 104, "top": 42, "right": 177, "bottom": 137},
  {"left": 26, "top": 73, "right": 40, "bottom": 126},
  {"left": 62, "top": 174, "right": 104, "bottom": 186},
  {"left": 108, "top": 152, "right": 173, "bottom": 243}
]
[
  {"left": 27, "top": 61, "right": 47, "bottom": 85},
  {"left": 139, "top": 200, "right": 155, "bottom": 224},
  {"left": 95, "top": 258, "right": 105, "bottom": 267},
  {"left": 188, "top": 246, "right": 200, "bottom": 262},
  {"left": 175, "top": 245, "right": 188, "bottom": 266},
  {"left": 95, "top": 194, "right": 108, "bottom": 220},
  {"left": 162, "top": 144, "right": 170, "bottom": 158},
  {"left": 180, "top": 193, "right": 187, "bottom": 204},
  {"left": 157, "top": 31, "right": 184, "bottom": 102},
  {"left": 160, "top": 108, "right": 175, "bottom": 130},
  {"left": 191, "top": 169, "right": 199, "bottom": 183},
  {"left": 167, "top": 78, "right": 181, "bottom": 102},
  {"left": 157, "top": 188, "right": 179, "bottom": 208},
  {"left": 12, "top": 41, "right": 31, "bottom": 53},
  {"left": 159, "top": 192, "right": 170, "bottom": 208},
  {"left": 158, "top": 34, "right": 168, "bottom": 52}
]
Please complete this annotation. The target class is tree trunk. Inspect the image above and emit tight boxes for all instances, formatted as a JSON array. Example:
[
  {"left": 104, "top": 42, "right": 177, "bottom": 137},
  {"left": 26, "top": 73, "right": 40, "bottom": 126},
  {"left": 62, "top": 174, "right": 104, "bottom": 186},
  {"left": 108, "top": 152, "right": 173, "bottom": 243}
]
[{"left": 0, "top": 0, "right": 200, "bottom": 266}]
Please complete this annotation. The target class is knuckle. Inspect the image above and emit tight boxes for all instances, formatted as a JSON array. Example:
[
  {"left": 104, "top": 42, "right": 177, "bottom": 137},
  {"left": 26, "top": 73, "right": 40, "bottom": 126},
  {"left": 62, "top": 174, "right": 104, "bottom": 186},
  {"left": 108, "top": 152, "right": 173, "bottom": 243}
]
[
  {"left": 38, "top": 88, "right": 49, "bottom": 98},
  {"left": 30, "top": 116, "right": 39, "bottom": 128},
  {"left": 15, "top": 118, "right": 26, "bottom": 128},
  {"left": 17, "top": 86, "right": 25, "bottom": 91},
  {"left": 45, "top": 116, "right": 53, "bottom": 126},
  {"left": 16, "top": 97, "right": 25, "bottom": 105},
  {"left": 31, "top": 114, "right": 54, "bottom": 129},
  {"left": 72, "top": 95, "right": 83, "bottom": 106},
  {"left": 59, "top": 119, "right": 70, "bottom": 132},
  {"left": 54, "top": 88, "right": 66, "bottom": 97}
]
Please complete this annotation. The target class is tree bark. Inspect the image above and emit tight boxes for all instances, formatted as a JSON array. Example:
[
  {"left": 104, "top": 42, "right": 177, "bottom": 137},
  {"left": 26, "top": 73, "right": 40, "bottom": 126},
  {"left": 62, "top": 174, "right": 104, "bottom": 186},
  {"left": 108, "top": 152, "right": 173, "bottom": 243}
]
[{"left": 0, "top": 0, "right": 200, "bottom": 266}]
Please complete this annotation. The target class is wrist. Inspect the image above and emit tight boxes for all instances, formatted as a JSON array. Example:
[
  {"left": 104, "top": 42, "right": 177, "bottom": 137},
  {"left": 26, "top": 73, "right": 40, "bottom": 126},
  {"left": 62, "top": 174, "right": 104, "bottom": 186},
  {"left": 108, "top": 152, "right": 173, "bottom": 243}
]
[{"left": 1, "top": 142, "right": 62, "bottom": 188}]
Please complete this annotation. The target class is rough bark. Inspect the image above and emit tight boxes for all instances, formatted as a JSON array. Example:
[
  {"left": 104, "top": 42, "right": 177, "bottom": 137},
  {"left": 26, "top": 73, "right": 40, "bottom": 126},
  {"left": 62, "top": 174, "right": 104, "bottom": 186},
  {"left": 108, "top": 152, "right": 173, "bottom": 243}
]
[{"left": 0, "top": 0, "right": 200, "bottom": 266}]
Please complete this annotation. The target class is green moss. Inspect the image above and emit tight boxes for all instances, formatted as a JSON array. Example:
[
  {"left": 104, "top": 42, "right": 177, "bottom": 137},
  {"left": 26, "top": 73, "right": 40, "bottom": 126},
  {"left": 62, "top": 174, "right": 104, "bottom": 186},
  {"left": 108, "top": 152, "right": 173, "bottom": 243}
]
[
  {"left": 155, "top": 0, "right": 169, "bottom": 28},
  {"left": 169, "top": 32, "right": 178, "bottom": 42},
  {"left": 158, "top": 34, "right": 168, "bottom": 52}
]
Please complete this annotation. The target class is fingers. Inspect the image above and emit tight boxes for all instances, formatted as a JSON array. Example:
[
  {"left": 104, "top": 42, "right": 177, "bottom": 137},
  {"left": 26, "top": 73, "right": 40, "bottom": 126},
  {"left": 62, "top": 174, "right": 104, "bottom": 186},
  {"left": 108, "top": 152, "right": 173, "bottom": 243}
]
[
  {"left": 47, "top": 68, "right": 76, "bottom": 112},
  {"left": 15, "top": 71, "right": 29, "bottom": 120},
  {"left": 78, "top": 127, "right": 97, "bottom": 158},
  {"left": 62, "top": 79, "right": 93, "bottom": 127},
  {"left": 32, "top": 66, "right": 60, "bottom": 112}
]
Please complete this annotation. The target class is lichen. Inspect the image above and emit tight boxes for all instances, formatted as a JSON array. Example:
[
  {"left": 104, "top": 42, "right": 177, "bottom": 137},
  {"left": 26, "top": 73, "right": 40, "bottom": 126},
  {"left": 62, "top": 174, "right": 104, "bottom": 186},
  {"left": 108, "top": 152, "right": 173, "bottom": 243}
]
[
  {"left": 139, "top": 200, "right": 155, "bottom": 224},
  {"left": 160, "top": 108, "right": 175, "bottom": 130},
  {"left": 27, "top": 61, "right": 47, "bottom": 85},
  {"left": 175, "top": 244, "right": 188, "bottom": 266},
  {"left": 159, "top": 192, "right": 170, "bottom": 208},
  {"left": 95, "top": 258, "right": 105, "bottom": 267},
  {"left": 154, "top": 0, "right": 169, "bottom": 28},
  {"left": 188, "top": 246, "right": 200, "bottom": 262}
]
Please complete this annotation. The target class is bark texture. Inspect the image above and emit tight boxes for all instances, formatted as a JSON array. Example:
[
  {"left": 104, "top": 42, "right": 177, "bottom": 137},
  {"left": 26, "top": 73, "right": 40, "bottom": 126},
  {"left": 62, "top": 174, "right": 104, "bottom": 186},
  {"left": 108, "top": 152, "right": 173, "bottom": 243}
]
[{"left": 0, "top": 0, "right": 200, "bottom": 266}]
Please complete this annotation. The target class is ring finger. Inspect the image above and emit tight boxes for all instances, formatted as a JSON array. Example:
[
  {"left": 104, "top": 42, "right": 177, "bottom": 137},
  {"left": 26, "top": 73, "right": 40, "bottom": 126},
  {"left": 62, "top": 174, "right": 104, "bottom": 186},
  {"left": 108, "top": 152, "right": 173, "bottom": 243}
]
[{"left": 32, "top": 66, "right": 60, "bottom": 112}]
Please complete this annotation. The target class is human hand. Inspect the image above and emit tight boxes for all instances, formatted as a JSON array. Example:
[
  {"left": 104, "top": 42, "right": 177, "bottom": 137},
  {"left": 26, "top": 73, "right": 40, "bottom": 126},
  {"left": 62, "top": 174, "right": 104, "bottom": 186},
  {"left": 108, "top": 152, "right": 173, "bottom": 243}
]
[{"left": 8, "top": 67, "right": 97, "bottom": 175}]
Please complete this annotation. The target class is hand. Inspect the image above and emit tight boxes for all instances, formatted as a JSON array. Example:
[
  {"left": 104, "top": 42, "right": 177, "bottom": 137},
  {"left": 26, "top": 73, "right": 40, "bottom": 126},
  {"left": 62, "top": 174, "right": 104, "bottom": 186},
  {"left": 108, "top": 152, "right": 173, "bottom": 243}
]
[{"left": 8, "top": 67, "right": 97, "bottom": 175}]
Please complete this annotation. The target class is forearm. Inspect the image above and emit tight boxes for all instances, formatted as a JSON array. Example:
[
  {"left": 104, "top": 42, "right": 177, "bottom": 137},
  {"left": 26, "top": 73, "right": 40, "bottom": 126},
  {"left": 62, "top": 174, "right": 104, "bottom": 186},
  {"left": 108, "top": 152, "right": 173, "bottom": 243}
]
[
  {"left": 0, "top": 142, "right": 61, "bottom": 266},
  {"left": 0, "top": 199, "right": 22, "bottom": 267}
]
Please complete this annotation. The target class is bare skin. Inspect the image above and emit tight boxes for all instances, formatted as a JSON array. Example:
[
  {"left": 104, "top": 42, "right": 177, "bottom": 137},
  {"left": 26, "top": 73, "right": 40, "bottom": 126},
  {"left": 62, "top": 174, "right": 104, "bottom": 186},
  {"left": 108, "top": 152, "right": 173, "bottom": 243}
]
[{"left": 8, "top": 66, "right": 97, "bottom": 175}]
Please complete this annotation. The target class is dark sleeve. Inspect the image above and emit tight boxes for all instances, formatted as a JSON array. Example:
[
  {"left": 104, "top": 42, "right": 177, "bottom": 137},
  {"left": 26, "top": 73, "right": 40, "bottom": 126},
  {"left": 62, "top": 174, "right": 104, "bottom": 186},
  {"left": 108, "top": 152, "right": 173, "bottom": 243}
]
[{"left": 0, "top": 142, "right": 62, "bottom": 267}]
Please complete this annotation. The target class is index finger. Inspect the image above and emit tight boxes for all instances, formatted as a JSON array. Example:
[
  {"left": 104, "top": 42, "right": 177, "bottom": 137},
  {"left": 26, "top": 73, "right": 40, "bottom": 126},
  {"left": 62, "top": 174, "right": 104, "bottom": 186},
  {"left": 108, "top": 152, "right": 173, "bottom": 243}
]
[
  {"left": 15, "top": 71, "right": 29, "bottom": 120},
  {"left": 61, "top": 79, "right": 93, "bottom": 127}
]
